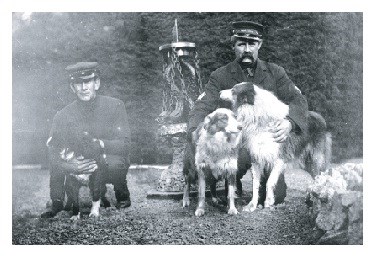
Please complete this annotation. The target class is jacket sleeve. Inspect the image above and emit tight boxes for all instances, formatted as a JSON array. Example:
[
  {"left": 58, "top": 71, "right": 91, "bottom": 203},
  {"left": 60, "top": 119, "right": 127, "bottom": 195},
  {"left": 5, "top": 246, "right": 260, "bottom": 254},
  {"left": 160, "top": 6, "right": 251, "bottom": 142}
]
[
  {"left": 274, "top": 66, "right": 308, "bottom": 134},
  {"left": 187, "top": 72, "right": 221, "bottom": 132},
  {"left": 101, "top": 101, "right": 131, "bottom": 157}
]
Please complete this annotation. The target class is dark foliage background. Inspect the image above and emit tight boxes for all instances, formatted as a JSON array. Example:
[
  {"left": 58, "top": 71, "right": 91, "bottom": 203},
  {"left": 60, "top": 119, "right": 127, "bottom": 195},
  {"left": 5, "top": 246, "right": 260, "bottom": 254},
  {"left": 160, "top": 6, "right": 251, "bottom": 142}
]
[{"left": 12, "top": 12, "right": 362, "bottom": 165}]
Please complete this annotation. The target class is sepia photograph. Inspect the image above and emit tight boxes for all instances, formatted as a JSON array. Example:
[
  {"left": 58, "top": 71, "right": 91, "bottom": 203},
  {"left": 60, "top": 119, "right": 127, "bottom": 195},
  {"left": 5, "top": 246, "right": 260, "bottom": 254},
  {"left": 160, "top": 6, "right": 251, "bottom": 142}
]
[{"left": 2, "top": 0, "right": 374, "bottom": 253}]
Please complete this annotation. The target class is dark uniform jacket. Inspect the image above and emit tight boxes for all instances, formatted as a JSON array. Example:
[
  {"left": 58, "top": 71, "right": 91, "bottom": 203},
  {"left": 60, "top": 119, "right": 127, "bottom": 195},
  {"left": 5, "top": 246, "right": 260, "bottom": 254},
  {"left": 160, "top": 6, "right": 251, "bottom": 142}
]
[
  {"left": 48, "top": 95, "right": 131, "bottom": 172},
  {"left": 188, "top": 59, "right": 308, "bottom": 134}
]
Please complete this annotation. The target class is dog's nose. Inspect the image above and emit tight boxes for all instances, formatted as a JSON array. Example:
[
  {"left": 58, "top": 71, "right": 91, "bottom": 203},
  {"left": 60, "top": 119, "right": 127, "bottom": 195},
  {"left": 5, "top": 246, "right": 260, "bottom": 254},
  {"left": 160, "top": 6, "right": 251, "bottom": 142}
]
[{"left": 237, "top": 125, "right": 243, "bottom": 131}]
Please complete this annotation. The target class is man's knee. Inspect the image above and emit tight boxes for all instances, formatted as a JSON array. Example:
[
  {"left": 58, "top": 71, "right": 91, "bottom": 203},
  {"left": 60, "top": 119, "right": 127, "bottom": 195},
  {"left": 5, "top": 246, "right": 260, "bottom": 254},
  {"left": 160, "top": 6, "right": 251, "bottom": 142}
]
[
  {"left": 108, "top": 167, "right": 128, "bottom": 185},
  {"left": 49, "top": 169, "right": 66, "bottom": 201}
]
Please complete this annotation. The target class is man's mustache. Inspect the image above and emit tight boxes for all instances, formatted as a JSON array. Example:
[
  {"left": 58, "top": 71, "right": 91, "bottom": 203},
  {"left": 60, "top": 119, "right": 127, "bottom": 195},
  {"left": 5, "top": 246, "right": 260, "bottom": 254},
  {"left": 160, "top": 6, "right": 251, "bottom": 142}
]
[
  {"left": 241, "top": 53, "right": 253, "bottom": 59},
  {"left": 238, "top": 53, "right": 255, "bottom": 64}
]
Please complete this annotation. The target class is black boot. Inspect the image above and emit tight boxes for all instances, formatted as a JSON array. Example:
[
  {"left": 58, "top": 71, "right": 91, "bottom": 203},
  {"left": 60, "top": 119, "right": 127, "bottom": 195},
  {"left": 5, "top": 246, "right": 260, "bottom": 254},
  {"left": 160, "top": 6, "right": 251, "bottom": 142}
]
[
  {"left": 115, "top": 179, "right": 131, "bottom": 209},
  {"left": 41, "top": 200, "right": 64, "bottom": 218},
  {"left": 116, "top": 197, "right": 131, "bottom": 209},
  {"left": 101, "top": 197, "right": 111, "bottom": 208}
]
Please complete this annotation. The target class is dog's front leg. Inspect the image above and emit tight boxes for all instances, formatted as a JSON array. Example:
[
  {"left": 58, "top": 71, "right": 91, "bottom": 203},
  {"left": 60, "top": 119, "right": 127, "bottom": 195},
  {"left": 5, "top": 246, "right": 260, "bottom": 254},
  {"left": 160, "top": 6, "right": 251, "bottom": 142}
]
[
  {"left": 265, "top": 160, "right": 285, "bottom": 208},
  {"left": 243, "top": 165, "right": 262, "bottom": 212},
  {"left": 195, "top": 169, "right": 206, "bottom": 217},
  {"left": 227, "top": 172, "right": 238, "bottom": 215}
]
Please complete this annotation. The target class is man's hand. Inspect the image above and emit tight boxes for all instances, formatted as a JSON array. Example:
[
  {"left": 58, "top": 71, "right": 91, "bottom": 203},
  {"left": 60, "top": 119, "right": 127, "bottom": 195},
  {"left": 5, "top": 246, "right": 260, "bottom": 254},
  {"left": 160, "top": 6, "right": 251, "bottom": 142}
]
[
  {"left": 270, "top": 119, "right": 292, "bottom": 143},
  {"left": 66, "top": 156, "right": 98, "bottom": 175}
]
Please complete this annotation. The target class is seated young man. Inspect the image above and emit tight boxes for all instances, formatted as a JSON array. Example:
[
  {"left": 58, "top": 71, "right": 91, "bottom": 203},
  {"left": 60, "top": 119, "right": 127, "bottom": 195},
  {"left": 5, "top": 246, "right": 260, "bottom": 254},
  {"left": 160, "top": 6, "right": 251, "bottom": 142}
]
[{"left": 41, "top": 62, "right": 132, "bottom": 218}]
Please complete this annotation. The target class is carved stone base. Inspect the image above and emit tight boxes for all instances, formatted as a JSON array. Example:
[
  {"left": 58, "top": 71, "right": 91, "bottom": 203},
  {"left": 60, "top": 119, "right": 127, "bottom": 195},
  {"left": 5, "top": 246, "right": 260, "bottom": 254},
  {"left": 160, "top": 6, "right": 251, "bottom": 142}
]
[
  {"left": 156, "top": 134, "right": 188, "bottom": 192},
  {"left": 157, "top": 163, "right": 186, "bottom": 192},
  {"left": 157, "top": 123, "right": 187, "bottom": 192}
]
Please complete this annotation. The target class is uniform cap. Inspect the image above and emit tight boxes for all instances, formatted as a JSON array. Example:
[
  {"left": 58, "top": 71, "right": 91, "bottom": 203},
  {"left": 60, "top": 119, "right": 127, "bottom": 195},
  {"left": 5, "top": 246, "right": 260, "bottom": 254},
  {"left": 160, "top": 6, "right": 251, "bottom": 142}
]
[
  {"left": 65, "top": 62, "right": 99, "bottom": 81},
  {"left": 230, "top": 21, "right": 264, "bottom": 42}
]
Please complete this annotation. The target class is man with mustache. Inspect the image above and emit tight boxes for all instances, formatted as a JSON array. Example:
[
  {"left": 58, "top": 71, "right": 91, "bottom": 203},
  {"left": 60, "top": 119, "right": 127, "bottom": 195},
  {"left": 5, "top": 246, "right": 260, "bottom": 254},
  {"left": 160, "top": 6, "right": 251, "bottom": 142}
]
[{"left": 187, "top": 21, "right": 308, "bottom": 200}]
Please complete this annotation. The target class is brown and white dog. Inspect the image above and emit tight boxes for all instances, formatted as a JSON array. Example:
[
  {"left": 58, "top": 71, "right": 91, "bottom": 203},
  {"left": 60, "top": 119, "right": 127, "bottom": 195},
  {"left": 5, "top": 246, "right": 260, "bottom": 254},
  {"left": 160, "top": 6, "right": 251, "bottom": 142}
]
[
  {"left": 182, "top": 108, "right": 242, "bottom": 216},
  {"left": 220, "top": 82, "right": 332, "bottom": 212}
]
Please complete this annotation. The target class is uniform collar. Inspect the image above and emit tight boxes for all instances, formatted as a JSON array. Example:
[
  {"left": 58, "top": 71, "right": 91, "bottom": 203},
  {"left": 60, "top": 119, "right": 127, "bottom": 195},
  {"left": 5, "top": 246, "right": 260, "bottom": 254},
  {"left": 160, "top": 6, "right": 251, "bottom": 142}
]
[
  {"left": 76, "top": 95, "right": 100, "bottom": 111},
  {"left": 230, "top": 59, "right": 267, "bottom": 84}
]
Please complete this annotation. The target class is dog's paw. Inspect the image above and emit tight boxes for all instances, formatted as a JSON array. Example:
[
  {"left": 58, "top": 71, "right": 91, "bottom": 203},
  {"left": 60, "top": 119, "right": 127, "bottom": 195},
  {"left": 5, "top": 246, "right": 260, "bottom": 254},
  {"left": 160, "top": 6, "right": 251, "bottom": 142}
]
[
  {"left": 242, "top": 204, "right": 257, "bottom": 213},
  {"left": 195, "top": 207, "right": 205, "bottom": 217},
  {"left": 264, "top": 198, "right": 275, "bottom": 209},
  {"left": 89, "top": 201, "right": 100, "bottom": 218},
  {"left": 182, "top": 198, "right": 190, "bottom": 208},
  {"left": 227, "top": 207, "right": 238, "bottom": 215},
  {"left": 89, "top": 207, "right": 100, "bottom": 218},
  {"left": 89, "top": 210, "right": 99, "bottom": 218},
  {"left": 70, "top": 213, "right": 80, "bottom": 221}
]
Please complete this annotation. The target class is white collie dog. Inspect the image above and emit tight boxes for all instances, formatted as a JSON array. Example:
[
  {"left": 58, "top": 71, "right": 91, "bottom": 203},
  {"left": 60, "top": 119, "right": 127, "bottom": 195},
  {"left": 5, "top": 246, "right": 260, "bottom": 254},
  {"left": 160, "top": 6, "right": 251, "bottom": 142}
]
[{"left": 220, "top": 82, "right": 332, "bottom": 212}]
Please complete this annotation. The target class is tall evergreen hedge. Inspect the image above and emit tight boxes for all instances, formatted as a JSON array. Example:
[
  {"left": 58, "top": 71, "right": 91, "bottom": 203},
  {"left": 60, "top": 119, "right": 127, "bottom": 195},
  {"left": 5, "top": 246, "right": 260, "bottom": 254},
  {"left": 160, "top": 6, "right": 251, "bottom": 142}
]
[{"left": 12, "top": 12, "right": 362, "bottom": 164}]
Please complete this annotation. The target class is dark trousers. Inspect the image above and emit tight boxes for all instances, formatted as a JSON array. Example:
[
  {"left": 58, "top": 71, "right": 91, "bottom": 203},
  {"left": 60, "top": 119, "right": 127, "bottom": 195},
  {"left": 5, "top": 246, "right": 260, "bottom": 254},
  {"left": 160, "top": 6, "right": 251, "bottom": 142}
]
[
  {"left": 103, "top": 167, "right": 130, "bottom": 202},
  {"left": 49, "top": 167, "right": 66, "bottom": 202},
  {"left": 237, "top": 148, "right": 252, "bottom": 178},
  {"left": 49, "top": 166, "right": 130, "bottom": 203}
]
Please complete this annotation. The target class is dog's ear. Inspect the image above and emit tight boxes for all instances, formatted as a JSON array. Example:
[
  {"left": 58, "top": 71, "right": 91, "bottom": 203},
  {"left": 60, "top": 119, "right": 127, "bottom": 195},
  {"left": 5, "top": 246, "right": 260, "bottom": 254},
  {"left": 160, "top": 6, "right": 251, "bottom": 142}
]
[
  {"left": 236, "top": 84, "right": 255, "bottom": 105},
  {"left": 203, "top": 113, "right": 219, "bottom": 135},
  {"left": 246, "top": 90, "right": 255, "bottom": 104},
  {"left": 204, "top": 111, "right": 230, "bottom": 135},
  {"left": 215, "top": 112, "right": 228, "bottom": 130}
]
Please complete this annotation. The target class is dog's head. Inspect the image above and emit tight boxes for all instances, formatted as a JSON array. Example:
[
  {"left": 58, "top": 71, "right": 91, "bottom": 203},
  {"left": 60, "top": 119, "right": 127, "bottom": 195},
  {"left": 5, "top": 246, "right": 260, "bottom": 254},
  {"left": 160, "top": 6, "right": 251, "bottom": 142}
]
[
  {"left": 203, "top": 108, "right": 242, "bottom": 138},
  {"left": 220, "top": 82, "right": 255, "bottom": 111},
  {"left": 49, "top": 129, "right": 103, "bottom": 161},
  {"left": 70, "top": 131, "right": 103, "bottom": 159}
]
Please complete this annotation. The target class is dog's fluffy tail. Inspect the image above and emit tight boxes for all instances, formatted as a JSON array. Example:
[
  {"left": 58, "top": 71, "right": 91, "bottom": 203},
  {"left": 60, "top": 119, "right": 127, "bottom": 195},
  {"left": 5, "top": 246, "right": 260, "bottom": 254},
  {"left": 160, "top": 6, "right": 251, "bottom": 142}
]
[{"left": 300, "top": 112, "right": 332, "bottom": 178}]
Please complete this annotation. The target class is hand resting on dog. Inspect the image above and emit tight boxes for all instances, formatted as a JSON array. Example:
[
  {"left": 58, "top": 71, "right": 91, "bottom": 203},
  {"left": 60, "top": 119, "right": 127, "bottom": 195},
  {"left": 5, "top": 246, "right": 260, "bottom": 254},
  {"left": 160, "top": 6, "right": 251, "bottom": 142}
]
[
  {"left": 62, "top": 156, "right": 99, "bottom": 175},
  {"left": 270, "top": 119, "right": 292, "bottom": 143}
]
